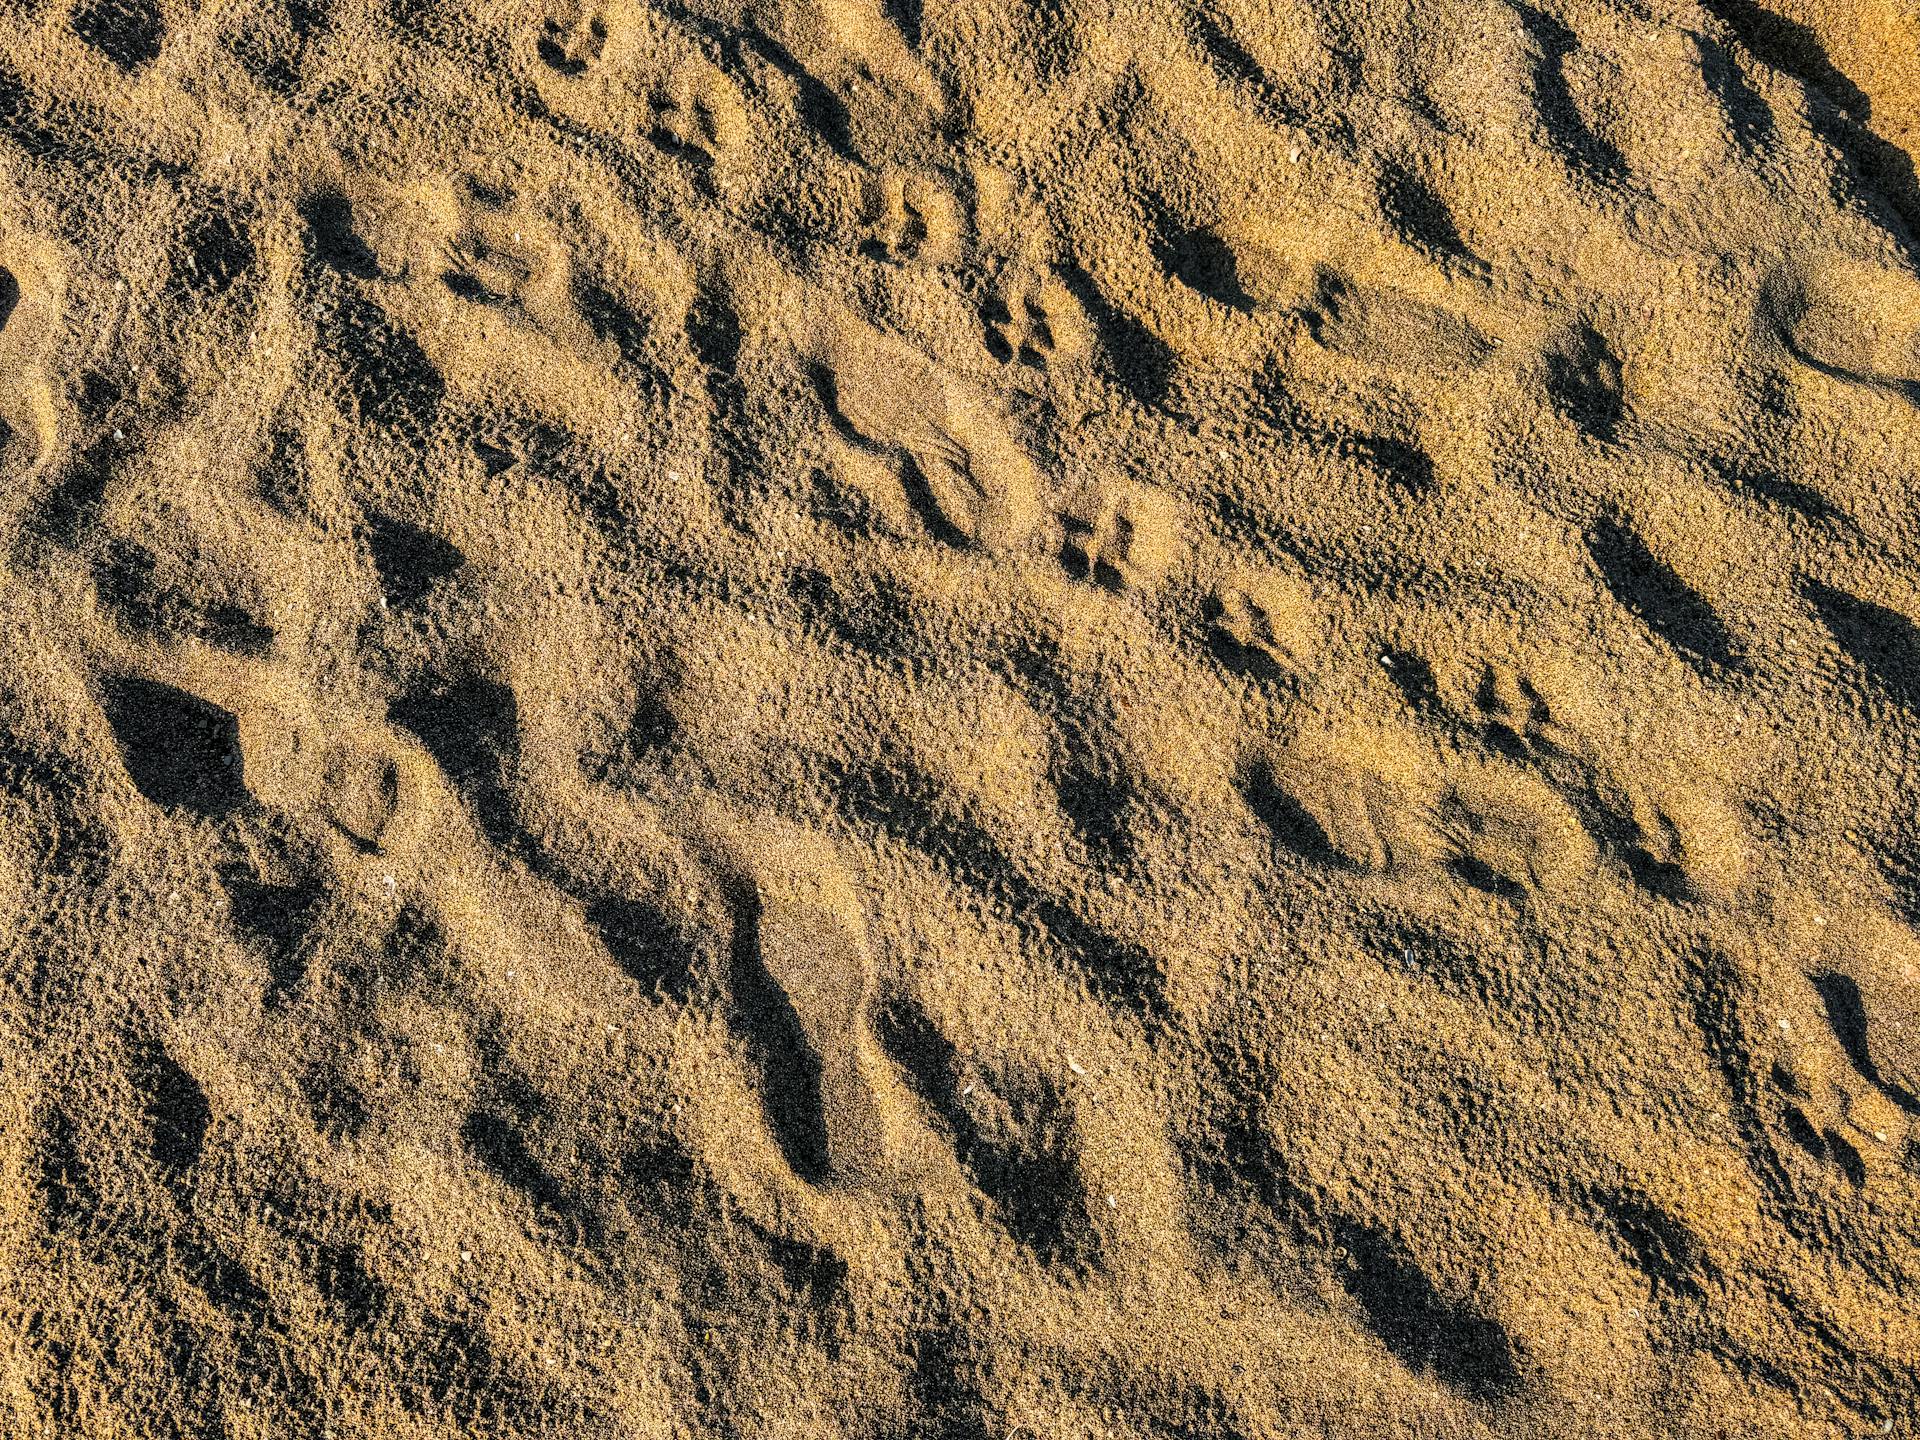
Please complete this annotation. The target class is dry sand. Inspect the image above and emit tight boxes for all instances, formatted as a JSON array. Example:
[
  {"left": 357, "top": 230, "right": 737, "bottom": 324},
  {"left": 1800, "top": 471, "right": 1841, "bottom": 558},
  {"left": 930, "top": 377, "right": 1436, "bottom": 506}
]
[{"left": 0, "top": 0, "right": 1918, "bottom": 1434}]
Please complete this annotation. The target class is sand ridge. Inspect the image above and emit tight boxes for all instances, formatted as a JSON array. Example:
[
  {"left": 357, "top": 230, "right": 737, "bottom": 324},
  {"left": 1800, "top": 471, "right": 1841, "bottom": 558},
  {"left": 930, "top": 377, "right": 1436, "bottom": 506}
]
[{"left": 0, "top": 0, "right": 1917, "bottom": 1434}]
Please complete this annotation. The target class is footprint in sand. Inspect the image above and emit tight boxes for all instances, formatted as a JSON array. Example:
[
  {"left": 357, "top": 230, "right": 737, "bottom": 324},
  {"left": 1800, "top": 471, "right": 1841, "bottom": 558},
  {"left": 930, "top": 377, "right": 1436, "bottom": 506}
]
[
  {"left": 1433, "top": 760, "right": 1596, "bottom": 899},
  {"left": 1206, "top": 570, "right": 1322, "bottom": 682},
  {"left": 1056, "top": 480, "right": 1177, "bottom": 592},
  {"left": 1247, "top": 687, "right": 1689, "bottom": 905},
  {"left": 1244, "top": 724, "right": 1439, "bottom": 877},
  {"left": 1799, "top": 913, "right": 1920, "bottom": 1168},
  {"left": 318, "top": 731, "right": 427, "bottom": 854},
  {"left": 860, "top": 168, "right": 967, "bottom": 266},
  {"left": 984, "top": 269, "right": 1092, "bottom": 370},
  {"left": 99, "top": 653, "right": 430, "bottom": 864},
  {"left": 691, "top": 812, "right": 919, "bottom": 1191},
  {"left": 1768, "top": 255, "right": 1920, "bottom": 403},
  {"left": 72, "top": 0, "right": 166, "bottom": 72},
  {"left": 536, "top": 4, "right": 609, "bottom": 75},
  {"left": 648, "top": 58, "right": 749, "bottom": 167},
  {"left": 1303, "top": 267, "right": 1496, "bottom": 377},
  {"left": 0, "top": 242, "right": 63, "bottom": 470},
  {"left": 1540, "top": 319, "right": 1626, "bottom": 440},
  {"left": 1444, "top": 657, "right": 1748, "bottom": 903},
  {"left": 812, "top": 315, "right": 1041, "bottom": 553},
  {"left": 100, "top": 677, "right": 252, "bottom": 818},
  {"left": 1767, "top": 923, "right": 1919, "bottom": 1189},
  {"left": 433, "top": 182, "right": 568, "bottom": 322}
]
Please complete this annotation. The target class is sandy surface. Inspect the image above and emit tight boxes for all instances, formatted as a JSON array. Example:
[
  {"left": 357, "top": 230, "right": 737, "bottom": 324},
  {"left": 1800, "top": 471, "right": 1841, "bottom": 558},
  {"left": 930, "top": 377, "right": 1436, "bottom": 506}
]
[{"left": 0, "top": 0, "right": 1917, "bottom": 1434}]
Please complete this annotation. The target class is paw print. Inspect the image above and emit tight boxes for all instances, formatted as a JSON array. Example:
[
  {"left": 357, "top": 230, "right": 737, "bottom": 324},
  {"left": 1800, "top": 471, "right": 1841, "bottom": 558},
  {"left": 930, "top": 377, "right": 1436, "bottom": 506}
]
[
  {"left": 1770, "top": 1012, "right": 1911, "bottom": 1190},
  {"left": 1466, "top": 661, "right": 1588, "bottom": 762},
  {"left": 650, "top": 60, "right": 748, "bottom": 164},
  {"left": 1432, "top": 763, "right": 1594, "bottom": 898},
  {"left": 435, "top": 184, "right": 555, "bottom": 315},
  {"left": 861, "top": 169, "right": 965, "bottom": 266},
  {"left": 985, "top": 271, "right": 1091, "bottom": 368},
  {"left": 1207, "top": 573, "right": 1320, "bottom": 680},
  {"left": 1058, "top": 482, "right": 1175, "bottom": 592},
  {"left": 538, "top": 8, "right": 607, "bottom": 74}
]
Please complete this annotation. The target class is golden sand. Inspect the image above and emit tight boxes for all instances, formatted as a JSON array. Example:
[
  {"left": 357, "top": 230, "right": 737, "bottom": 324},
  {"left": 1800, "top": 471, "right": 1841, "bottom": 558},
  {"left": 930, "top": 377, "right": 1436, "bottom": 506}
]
[{"left": 0, "top": 0, "right": 1917, "bottom": 1433}]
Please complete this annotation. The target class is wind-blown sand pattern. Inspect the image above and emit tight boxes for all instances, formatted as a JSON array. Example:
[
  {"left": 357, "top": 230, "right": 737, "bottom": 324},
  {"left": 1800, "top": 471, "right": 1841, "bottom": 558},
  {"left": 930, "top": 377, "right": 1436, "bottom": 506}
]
[{"left": 0, "top": 0, "right": 1917, "bottom": 1434}]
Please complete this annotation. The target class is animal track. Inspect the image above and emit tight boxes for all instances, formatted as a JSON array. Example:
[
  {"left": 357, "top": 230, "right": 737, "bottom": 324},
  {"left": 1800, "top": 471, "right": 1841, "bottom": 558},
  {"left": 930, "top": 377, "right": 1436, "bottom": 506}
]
[
  {"left": 1304, "top": 269, "right": 1495, "bottom": 375},
  {"left": 1244, "top": 727, "right": 1436, "bottom": 876},
  {"left": 11, "top": 0, "right": 1920, "bottom": 1426},
  {"left": 695, "top": 813, "right": 913, "bottom": 1190},
  {"left": 983, "top": 271, "right": 1090, "bottom": 369},
  {"left": 436, "top": 191, "right": 561, "bottom": 317},
  {"left": 1805, "top": 579, "right": 1920, "bottom": 713},
  {"left": 90, "top": 535, "right": 276, "bottom": 654},
  {"left": 1726, "top": 954, "right": 1916, "bottom": 1191},
  {"left": 1542, "top": 321, "right": 1626, "bottom": 439},
  {"left": 648, "top": 59, "right": 749, "bottom": 165},
  {"left": 537, "top": 6, "right": 608, "bottom": 75},
  {"left": 72, "top": 0, "right": 166, "bottom": 72},
  {"left": 814, "top": 315, "right": 1040, "bottom": 552},
  {"left": 1207, "top": 571, "right": 1320, "bottom": 681},
  {"left": 102, "top": 678, "right": 249, "bottom": 817},
  {"left": 1587, "top": 515, "right": 1743, "bottom": 673},
  {"left": 319, "top": 733, "right": 419, "bottom": 853},
  {"left": 876, "top": 1000, "right": 1098, "bottom": 1267},
  {"left": 1450, "top": 659, "right": 1745, "bottom": 900},
  {"left": 1434, "top": 761, "right": 1595, "bottom": 898},
  {"left": 1056, "top": 481, "right": 1175, "bottom": 591},
  {"left": 861, "top": 169, "right": 965, "bottom": 265},
  {"left": 1769, "top": 257, "right": 1920, "bottom": 402}
]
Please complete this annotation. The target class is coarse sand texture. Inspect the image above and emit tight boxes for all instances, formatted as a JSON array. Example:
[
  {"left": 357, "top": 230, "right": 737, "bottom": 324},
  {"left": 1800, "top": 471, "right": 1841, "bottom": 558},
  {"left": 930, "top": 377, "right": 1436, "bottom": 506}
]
[{"left": 0, "top": 0, "right": 1918, "bottom": 1435}]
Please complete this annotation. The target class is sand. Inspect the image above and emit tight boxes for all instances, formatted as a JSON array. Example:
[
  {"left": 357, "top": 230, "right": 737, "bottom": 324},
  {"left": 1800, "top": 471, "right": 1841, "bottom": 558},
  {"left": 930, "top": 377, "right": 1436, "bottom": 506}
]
[{"left": 0, "top": 0, "right": 1916, "bottom": 1434}]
